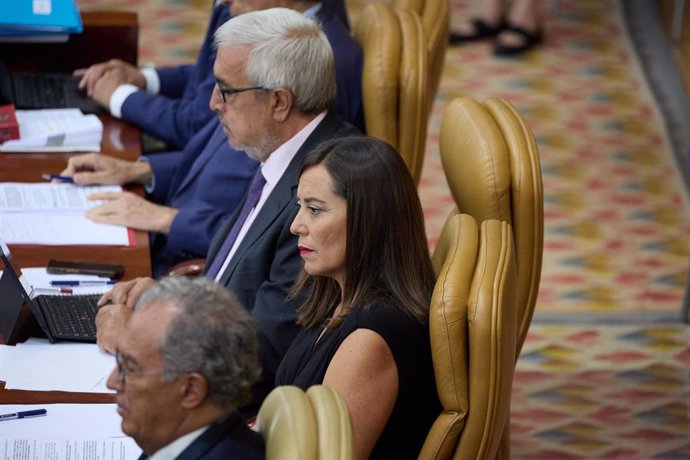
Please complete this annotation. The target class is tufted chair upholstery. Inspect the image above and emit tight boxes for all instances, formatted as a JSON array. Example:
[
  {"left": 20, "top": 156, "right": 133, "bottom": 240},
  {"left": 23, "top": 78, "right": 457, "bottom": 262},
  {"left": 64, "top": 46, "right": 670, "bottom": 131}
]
[
  {"left": 353, "top": 2, "right": 429, "bottom": 184},
  {"left": 256, "top": 385, "right": 354, "bottom": 460},
  {"left": 306, "top": 385, "right": 355, "bottom": 460},
  {"left": 437, "top": 96, "right": 543, "bottom": 358},
  {"left": 421, "top": 214, "right": 517, "bottom": 459},
  {"left": 393, "top": 0, "right": 448, "bottom": 110},
  {"left": 347, "top": 0, "right": 448, "bottom": 111}
]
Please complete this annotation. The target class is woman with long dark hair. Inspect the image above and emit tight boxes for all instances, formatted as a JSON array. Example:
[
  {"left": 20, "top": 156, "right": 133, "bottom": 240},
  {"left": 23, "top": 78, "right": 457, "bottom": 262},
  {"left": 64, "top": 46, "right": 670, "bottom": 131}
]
[{"left": 276, "top": 136, "right": 440, "bottom": 459}]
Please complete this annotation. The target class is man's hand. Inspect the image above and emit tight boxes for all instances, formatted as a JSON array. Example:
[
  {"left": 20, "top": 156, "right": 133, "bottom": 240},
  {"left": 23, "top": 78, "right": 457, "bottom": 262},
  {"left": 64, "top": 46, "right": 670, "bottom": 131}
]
[
  {"left": 86, "top": 191, "right": 178, "bottom": 234},
  {"left": 98, "top": 277, "right": 157, "bottom": 308},
  {"left": 74, "top": 59, "right": 146, "bottom": 96},
  {"left": 60, "top": 153, "right": 152, "bottom": 186},
  {"left": 95, "top": 303, "right": 133, "bottom": 354},
  {"left": 89, "top": 69, "right": 132, "bottom": 109}
]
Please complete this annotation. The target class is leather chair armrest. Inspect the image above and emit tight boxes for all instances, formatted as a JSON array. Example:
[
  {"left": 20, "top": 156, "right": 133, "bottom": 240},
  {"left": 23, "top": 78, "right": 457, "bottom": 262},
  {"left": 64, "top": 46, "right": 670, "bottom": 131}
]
[{"left": 166, "top": 258, "right": 206, "bottom": 277}]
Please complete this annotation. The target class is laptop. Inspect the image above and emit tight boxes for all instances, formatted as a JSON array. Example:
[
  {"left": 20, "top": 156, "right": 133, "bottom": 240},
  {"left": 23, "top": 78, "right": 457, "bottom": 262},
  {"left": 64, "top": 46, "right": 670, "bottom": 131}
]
[
  {"left": 0, "top": 60, "right": 103, "bottom": 114},
  {"left": 0, "top": 244, "right": 100, "bottom": 343}
]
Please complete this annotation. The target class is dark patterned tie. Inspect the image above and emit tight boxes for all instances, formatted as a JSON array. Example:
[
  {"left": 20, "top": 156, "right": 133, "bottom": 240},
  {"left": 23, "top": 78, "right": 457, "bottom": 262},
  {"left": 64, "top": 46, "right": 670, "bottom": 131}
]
[{"left": 205, "top": 169, "right": 266, "bottom": 279}]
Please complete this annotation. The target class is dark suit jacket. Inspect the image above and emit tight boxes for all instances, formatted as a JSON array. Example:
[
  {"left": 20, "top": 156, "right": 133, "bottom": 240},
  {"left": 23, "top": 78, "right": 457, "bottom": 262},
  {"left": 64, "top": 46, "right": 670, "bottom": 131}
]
[
  {"left": 121, "top": 2, "right": 228, "bottom": 150},
  {"left": 318, "top": 8, "right": 364, "bottom": 132},
  {"left": 205, "top": 111, "right": 360, "bottom": 406},
  {"left": 146, "top": 119, "right": 259, "bottom": 277},
  {"left": 323, "top": 0, "right": 349, "bottom": 29},
  {"left": 138, "top": 412, "right": 264, "bottom": 460}
]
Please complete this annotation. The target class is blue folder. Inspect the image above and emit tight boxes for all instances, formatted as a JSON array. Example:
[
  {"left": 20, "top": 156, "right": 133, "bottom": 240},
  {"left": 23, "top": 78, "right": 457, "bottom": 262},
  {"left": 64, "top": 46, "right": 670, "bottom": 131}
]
[{"left": 0, "top": 0, "right": 83, "bottom": 34}]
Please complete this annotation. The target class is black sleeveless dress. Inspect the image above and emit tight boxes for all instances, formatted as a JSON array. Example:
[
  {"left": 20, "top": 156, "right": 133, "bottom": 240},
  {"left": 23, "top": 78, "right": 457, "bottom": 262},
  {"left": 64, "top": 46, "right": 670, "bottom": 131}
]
[{"left": 275, "top": 303, "right": 441, "bottom": 459}]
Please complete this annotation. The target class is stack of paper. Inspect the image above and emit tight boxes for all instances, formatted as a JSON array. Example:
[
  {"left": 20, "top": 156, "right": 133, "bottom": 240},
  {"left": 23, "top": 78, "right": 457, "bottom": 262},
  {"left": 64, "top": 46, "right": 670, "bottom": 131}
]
[
  {"left": 0, "top": 0, "right": 82, "bottom": 43},
  {"left": 0, "top": 404, "right": 140, "bottom": 460},
  {"left": 0, "top": 109, "right": 103, "bottom": 152},
  {"left": 0, "top": 182, "right": 132, "bottom": 246}
]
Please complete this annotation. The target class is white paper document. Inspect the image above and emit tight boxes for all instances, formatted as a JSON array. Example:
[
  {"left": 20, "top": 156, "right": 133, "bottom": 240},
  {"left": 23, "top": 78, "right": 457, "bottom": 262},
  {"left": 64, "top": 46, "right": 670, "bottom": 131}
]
[
  {"left": 0, "top": 183, "right": 122, "bottom": 212},
  {"left": 20, "top": 267, "right": 112, "bottom": 297},
  {"left": 0, "top": 183, "right": 131, "bottom": 246},
  {"left": 0, "top": 109, "right": 103, "bottom": 153},
  {"left": 0, "top": 212, "right": 131, "bottom": 246},
  {"left": 0, "top": 404, "right": 139, "bottom": 460},
  {"left": 0, "top": 338, "right": 115, "bottom": 393}
]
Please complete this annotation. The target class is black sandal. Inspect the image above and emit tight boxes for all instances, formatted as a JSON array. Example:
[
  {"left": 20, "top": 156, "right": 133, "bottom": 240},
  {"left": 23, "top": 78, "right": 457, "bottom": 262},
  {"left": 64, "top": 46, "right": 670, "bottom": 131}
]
[
  {"left": 449, "top": 17, "right": 506, "bottom": 45},
  {"left": 493, "top": 22, "right": 543, "bottom": 57}
]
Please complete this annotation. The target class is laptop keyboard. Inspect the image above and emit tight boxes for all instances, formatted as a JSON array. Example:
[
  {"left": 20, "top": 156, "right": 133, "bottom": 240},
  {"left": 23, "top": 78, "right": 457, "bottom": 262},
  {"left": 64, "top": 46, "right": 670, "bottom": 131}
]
[
  {"left": 37, "top": 294, "right": 100, "bottom": 341},
  {"left": 12, "top": 73, "right": 74, "bottom": 109}
]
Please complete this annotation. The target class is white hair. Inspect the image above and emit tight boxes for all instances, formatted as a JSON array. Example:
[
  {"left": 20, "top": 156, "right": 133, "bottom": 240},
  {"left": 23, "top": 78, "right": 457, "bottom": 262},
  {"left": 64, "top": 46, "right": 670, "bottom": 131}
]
[{"left": 214, "top": 7, "right": 336, "bottom": 114}]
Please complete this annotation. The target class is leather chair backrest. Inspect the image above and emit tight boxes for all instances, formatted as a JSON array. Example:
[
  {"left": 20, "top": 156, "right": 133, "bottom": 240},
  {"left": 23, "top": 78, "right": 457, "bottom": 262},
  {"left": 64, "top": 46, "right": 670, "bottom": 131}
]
[
  {"left": 347, "top": 0, "right": 448, "bottom": 113},
  {"left": 257, "top": 385, "right": 355, "bottom": 460},
  {"left": 421, "top": 214, "right": 517, "bottom": 460},
  {"left": 354, "top": 3, "right": 400, "bottom": 147},
  {"left": 438, "top": 97, "right": 543, "bottom": 357},
  {"left": 395, "top": 6, "right": 428, "bottom": 183},
  {"left": 353, "top": 2, "right": 428, "bottom": 184},
  {"left": 256, "top": 386, "right": 318, "bottom": 460},
  {"left": 306, "top": 385, "right": 355, "bottom": 460},
  {"left": 423, "top": 0, "right": 449, "bottom": 111}
]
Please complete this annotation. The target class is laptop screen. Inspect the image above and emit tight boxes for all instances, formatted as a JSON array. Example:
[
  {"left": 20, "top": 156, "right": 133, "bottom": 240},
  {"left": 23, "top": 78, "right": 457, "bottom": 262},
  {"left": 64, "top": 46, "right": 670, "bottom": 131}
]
[
  {"left": 0, "top": 241, "right": 54, "bottom": 342},
  {"left": 0, "top": 263, "right": 26, "bottom": 343}
]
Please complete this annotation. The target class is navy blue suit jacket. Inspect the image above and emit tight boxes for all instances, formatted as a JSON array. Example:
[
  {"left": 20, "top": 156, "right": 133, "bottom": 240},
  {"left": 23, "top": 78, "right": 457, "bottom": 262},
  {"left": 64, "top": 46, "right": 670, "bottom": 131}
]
[
  {"left": 318, "top": 8, "right": 364, "bottom": 132},
  {"left": 121, "top": 2, "right": 229, "bottom": 150},
  {"left": 138, "top": 412, "right": 264, "bottom": 460},
  {"left": 205, "top": 111, "right": 360, "bottom": 408},
  {"left": 146, "top": 120, "right": 259, "bottom": 278}
]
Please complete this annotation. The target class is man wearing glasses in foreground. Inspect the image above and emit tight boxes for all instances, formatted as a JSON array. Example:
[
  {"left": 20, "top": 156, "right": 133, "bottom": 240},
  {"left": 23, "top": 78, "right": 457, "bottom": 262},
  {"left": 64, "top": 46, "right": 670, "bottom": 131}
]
[{"left": 108, "top": 277, "right": 264, "bottom": 459}]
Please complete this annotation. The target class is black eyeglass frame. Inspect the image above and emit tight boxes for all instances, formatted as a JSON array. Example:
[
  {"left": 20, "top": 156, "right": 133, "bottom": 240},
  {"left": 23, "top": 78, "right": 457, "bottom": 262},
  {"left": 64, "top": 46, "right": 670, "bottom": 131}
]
[
  {"left": 115, "top": 348, "right": 165, "bottom": 386},
  {"left": 215, "top": 81, "right": 268, "bottom": 103}
]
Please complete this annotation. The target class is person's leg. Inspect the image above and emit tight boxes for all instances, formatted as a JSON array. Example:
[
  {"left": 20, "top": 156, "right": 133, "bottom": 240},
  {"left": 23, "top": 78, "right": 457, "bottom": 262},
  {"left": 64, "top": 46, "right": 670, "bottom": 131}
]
[
  {"left": 493, "top": 0, "right": 544, "bottom": 56},
  {"left": 449, "top": 0, "right": 506, "bottom": 44}
]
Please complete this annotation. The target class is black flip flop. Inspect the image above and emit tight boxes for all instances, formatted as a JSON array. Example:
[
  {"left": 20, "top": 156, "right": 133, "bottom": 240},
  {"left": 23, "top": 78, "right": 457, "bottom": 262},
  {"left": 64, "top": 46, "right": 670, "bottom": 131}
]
[
  {"left": 449, "top": 17, "right": 506, "bottom": 45},
  {"left": 493, "top": 22, "right": 543, "bottom": 57}
]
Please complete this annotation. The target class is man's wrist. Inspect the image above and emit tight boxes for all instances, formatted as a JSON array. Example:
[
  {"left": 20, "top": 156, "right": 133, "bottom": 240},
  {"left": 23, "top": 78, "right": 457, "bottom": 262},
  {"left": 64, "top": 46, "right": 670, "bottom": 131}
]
[
  {"left": 156, "top": 207, "right": 179, "bottom": 234},
  {"left": 128, "top": 161, "right": 153, "bottom": 185}
]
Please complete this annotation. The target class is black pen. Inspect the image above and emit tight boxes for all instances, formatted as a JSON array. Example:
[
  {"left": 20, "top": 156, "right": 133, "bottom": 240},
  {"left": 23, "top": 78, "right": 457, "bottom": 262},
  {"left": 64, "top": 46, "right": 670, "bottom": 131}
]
[
  {"left": 0, "top": 409, "right": 48, "bottom": 421},
  {"left": 41, "top": 174, "right": 74, "bottom": 183}
]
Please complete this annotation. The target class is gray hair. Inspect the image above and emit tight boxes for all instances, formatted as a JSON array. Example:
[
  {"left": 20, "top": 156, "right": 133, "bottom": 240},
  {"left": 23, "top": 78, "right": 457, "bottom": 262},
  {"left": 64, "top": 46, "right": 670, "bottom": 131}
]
[
  {"left": 136, "top": 277, "right": 261, "bottom": 412},
  {"left": 214, "top": 7, "right": 336, "bottom": 114}
]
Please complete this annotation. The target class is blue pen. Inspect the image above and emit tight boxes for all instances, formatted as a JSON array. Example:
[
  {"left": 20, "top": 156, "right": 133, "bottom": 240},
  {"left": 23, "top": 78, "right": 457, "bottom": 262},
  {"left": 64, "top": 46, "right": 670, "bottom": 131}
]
[
  {"left": 41, "top": 174, "right": 74, "bottom": 183},
  {"left": 0, "top": 409, "right": 48, "bottom": 421},
  {"left": 50, "top": 280, "right": 116, "bottom": 287}
]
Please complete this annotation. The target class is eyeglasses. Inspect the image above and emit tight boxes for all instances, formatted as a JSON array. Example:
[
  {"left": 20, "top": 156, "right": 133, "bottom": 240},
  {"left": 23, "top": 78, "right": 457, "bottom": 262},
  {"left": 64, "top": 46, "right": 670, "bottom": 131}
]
[
  {"left": 215, "top": 81, "right": 267, "bottom": 103},
  {"left": 114, "top": 348, "right": 164, "bottom": 386}
]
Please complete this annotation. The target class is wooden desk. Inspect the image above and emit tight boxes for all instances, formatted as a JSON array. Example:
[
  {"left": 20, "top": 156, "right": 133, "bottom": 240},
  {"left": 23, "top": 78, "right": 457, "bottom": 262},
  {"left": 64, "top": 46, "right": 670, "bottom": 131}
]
[
  {"left": 0, "top": 385, "right": 115, "bottom": 404},
  {"left": 0, "top": 116, "right": 152, "bottom": 280},
  {"left": 0, "top": 10, "right": 141, "bottom": 407}
]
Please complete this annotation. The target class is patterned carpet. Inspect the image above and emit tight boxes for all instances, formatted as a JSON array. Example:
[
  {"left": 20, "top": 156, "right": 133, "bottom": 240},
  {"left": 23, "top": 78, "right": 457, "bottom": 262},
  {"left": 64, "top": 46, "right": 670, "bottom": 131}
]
[{"left": 75, "top": 0, "right": 690, "bottom": 456}]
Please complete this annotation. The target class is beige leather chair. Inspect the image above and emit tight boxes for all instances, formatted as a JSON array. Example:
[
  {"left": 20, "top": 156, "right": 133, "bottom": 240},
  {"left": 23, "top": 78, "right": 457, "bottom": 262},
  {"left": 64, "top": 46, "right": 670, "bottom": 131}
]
[
  {"left": 256, "top": 385, "right": 354, "bottom": 460},
  {"left": 306, "top": 385, "right": 355, "bottom": 460},
  {"left": 353, "top": 2, "right": 429, "bottom": 184},
  {"left": 347, "top": 0, "right": 448, "bottom": 110},
  {"left": 437, "top": 96, "right": 544, "bottom": 358},
  {"left": 421, "top": 214, "right": 517, "bottom": 459},
  {"left": 392, "top": 0, "right": 448, "bottom": 110}
]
